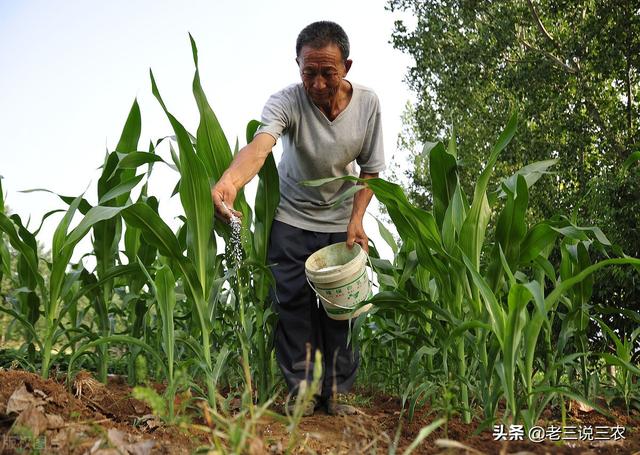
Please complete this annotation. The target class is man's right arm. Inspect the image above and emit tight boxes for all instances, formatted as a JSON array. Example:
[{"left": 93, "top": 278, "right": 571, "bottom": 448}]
[{"left": 211, "top": 132, "right": 276, "bottom": 221}]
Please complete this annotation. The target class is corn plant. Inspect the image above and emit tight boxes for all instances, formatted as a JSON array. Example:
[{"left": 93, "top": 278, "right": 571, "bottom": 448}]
[
  {"left": 0, "top": 36, "right": 282, "bottom": 414},
  {"left": 595, "top": 317, "right": 640, "bottom": 413},
  {"left": 307, "top": 111, "right": 640, "bottom": 428},
  {"left": 60, "top": 36, "right": 279, "bottom": 409},
  {"left": 0, "top": 186, "right": 142, "bottom": 378},
  {"left": 0, "top": 203, "right": 43, "bottom": 368}
]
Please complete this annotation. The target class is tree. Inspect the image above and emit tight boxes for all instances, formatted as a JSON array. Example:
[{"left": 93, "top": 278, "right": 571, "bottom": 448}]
[
  {"left": 388, "top": 0, "right": 638, "bottom": 211},
  {"left": 387, "top": 0, "right": 640, "bottom": 334},
  {"left": 587, "top": 163, "right": 640, "bottom": 346}
]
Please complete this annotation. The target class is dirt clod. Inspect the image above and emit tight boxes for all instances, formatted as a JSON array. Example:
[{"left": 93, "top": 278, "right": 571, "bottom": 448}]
[{"left": 6, "top": 383, "right": 46, "bottom": 414}]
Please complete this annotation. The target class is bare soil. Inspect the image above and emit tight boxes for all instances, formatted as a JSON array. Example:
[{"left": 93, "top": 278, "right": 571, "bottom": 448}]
[{"left": 0, "top": 369, "right": 638, "bottom": 454}]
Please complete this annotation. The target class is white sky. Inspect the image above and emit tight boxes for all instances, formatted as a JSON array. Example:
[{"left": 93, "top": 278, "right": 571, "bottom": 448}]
[{"left": 0, "top": 0, "right": 416, "bottom": 261}]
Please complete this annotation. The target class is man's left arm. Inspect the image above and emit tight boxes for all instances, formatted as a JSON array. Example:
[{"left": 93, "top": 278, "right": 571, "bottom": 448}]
[
  {"left": 347, "top": 171, "right": 378, "bottom": 252},
  {"left": 349, "top": 92, "right": 385, "bottom": 252}
]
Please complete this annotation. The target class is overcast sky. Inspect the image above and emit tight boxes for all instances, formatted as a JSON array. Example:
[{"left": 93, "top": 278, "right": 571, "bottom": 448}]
[{"left": 0, "top": 0, "right": 416, "bottom": 260}]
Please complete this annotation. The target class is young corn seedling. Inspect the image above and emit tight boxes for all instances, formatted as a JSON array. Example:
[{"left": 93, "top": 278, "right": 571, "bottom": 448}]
[{"left": 595, "top": 317, "right": 640, "bottom": 414}]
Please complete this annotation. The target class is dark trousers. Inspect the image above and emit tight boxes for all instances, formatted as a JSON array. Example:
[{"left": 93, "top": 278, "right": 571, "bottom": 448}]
[{"left": 268, "top": 220, "right": 359, "bottom": 400}]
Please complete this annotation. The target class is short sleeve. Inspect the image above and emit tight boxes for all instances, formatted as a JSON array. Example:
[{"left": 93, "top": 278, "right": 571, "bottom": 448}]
[
  {"left": 356, "top": 94, "right": 386, "bottom": 173},
  {"left": 254, "top": 87, "right": 294, "bottom": 142}
]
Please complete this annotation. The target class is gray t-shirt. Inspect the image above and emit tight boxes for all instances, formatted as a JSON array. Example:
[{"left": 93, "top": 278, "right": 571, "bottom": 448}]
[{"left": 255, "top": 82, "right": 385, "bottom": 233}]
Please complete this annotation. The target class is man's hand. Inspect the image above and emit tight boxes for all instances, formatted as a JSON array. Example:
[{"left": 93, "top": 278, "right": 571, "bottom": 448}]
[
  {"left": 346, "top": 171, "right": 378, "bottom": 253},
  {"left": 211, "top": 177, "right": 242, "bottom": 223},
  {"left": 210, "top": 133, "right": 276, "bottom": 224},
  {"left": 347, "top": 218, "right": 369, "bottom": 253}
]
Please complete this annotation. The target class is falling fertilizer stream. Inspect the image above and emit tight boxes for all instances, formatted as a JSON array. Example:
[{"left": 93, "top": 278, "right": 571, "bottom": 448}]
[
  {"left": 221, "top": 201, "right": 254, "bottom": 399},
  {"left": 222, "top": 201, "right": 243, "bottom": 268}
]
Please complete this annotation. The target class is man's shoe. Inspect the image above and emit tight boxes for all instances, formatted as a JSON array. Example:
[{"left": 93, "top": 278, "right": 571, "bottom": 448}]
[
  {"left": 326, "top": 394, "right": 359, "bottom": 416},
  {"left": 285, "top": 397, "right": 317, "bottom": 417}
]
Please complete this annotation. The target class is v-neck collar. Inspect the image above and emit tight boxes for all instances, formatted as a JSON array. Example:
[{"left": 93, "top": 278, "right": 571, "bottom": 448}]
[{"left": 305, "top": 80, "right": 356, "bottom": 126}]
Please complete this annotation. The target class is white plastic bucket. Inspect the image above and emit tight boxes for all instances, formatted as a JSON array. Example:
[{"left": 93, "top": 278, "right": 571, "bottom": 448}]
[{"left": 304, "top": 242, "right": 372, "bottom": 320}]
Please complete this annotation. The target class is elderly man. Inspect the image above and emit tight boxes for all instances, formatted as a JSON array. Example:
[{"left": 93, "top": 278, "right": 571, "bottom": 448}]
[{"left": 211, "top": 21, "right": 385, "bottom": 416}]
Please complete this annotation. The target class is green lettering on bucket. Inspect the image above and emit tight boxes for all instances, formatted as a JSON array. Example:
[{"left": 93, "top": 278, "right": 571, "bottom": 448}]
[{"left": 314, "top": 269, "right": 367, "bottom": 291}]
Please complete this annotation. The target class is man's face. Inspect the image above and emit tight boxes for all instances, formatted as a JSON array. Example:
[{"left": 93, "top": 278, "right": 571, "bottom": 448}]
[{"left": 297, "top": 43, "right": 352, "bottom": 106}]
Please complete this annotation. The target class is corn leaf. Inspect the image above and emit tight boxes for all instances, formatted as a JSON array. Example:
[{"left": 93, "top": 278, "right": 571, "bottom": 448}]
[
  {"left": 50, "top": 195, "right": 84, "bottom": 308},
  {"left": 63, "top": 205, "right": 130, "bottom": 250},
  {"left": 98, "top": 174, "right": 145, "bottom": 205},
  {"left": 545, "top": 257, "right": 640, "bottom": 311},
  {"left": 0, "top": 306, "right": 43, "bottom": 351},
  {"left": 402, "top": 418, "right": 445, "bottom": 455},
  {"left": 428, "top": 141, "right": 457, "bottom": 228},
  {"left": 503, "top": 283, "right": 531, "bottom": 413},
  {"left": 519, "top": 222, "right": 558, "bottom": 263},
  {"left": 0, "top": 213, "right": 40, "bottom": 287},
  {"left": 151, "top": 68, "right": 214, "bottom": 295},
  {"left": 462, "top": 253, "right": 506, "bottom": 345},
  {"left": 20, "top": 188, "right": 93, "bottom": 215},
  {"left": 487, "top": 175, "right": 528, "bottom": 290},
  {"left": 622, "top": 150, "right": 640, "bottom": 172},
  {"left": 189, "top": 34, "right": 232, "bottom": 182},
  {"left": 599, "top": 353, "right": 640, "bottom": 376},
  {"left": 460, "top": 110, "right": 518, "bottom": 271},
  {"left": 121, "top": 203, "right": 202, "bottom": 303},
  {"left": 375, "top": 215, "right": 398, "bottom": 255},
  {"left": 117, "top": 151, "right": 167, "bottom": 170},
  {"left": 499, "top": 159, "right": 557, "bottom": 195},
  {"left": 115, "top": 99, "right": 142, "bottom": 153},
  {"left": 68, "top": 335, "right": 168, "bottom": 379}
]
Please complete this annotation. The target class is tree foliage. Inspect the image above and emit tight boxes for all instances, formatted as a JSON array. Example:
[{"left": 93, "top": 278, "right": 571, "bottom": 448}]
[
  {"left": 388, "top": 0, "right": 640, "bottom": 334},
  {"left": 389, "top": 0, "right": 638, "bottom": 209}
]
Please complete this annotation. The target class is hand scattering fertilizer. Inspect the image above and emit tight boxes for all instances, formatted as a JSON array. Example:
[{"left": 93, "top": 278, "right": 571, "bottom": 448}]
[{"left": 305, "top": 242, "right": 373, "bottom": 320}]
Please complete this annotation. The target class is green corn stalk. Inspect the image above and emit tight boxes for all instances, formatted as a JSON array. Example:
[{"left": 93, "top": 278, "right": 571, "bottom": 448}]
[
  {"left": 148, "top": 43, "right": 261, "bottom": 406},
  {"left": 191, "top": 35, "right": 280, "bottom": 403},
  {"left": 153, "top": 264, "right": 177, "bottom": 421},
  {"left": 247, "top": 119, "right": 280, "bottom": 403},
  {"left": 558, "top": 238, "right": 594, "bottom": 397},
  {"left": 44, "top": 202, "right": 139, "bottom": 378},
  {"left": 92, "top": 99, "right": 142, "bottom": 382},
  {"left": 149, "top": 68, "right": 218, "bottom": 404},
  {"left": 6, "top": 213, "right": 42, "bottom": 364},
  {"left": 142, "top": 36, "right": 261, "bottom": 404},
  {"left": 60, "top": 263, "right": 142, "bottom": 356},
  {"left": 122, "top": 157, "right": 159, "bottom": 385},
  {"left": 595, "top": 318, "right": 640, "bottom": 414},
  {"left": 0, "top": 177, "right": 9, "bottom": 287},
  {"left": 0, "top": 211, "right": 45, "bottom": 366}
]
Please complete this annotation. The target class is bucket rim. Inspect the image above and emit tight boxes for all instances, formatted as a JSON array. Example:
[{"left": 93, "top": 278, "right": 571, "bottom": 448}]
[
  {"left": 313, "top": 268, "right": 367, "bottom": 291},
  {"left": 305, "top": 242, "right": 366, "bottom": 284}
]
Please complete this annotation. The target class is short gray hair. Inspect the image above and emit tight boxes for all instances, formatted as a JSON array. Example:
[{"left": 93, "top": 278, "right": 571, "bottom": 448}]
[{"left": 296, "top": 21, "right": 350, "bottom": 61}]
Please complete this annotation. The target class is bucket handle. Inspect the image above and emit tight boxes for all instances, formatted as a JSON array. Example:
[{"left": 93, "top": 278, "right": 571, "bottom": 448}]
[{"left": 306, "top": 251, "right": 375, "bottom": 311}]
